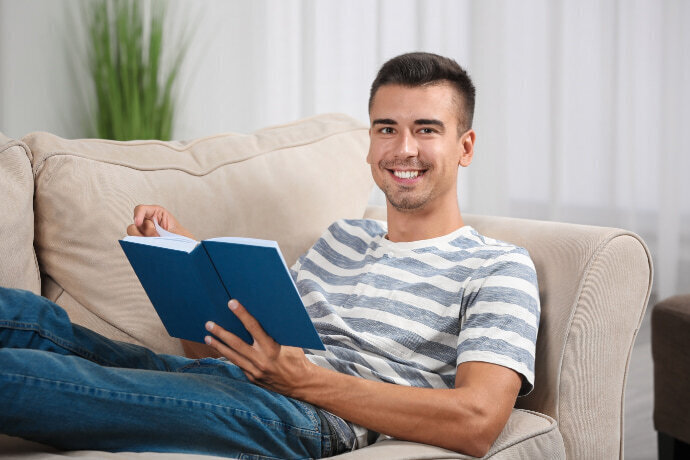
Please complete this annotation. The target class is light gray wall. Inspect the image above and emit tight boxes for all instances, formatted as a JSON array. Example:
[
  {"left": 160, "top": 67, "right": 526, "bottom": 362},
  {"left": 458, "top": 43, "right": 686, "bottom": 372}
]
[
  {"left": 0, "top": 0, "right": 85, "bottom": 138},
  {"left": 1, "top": 0, "right": 687, "bottom": 298},
  {"left": 0, "top": 0, "right": 473, "bottom": 140}
]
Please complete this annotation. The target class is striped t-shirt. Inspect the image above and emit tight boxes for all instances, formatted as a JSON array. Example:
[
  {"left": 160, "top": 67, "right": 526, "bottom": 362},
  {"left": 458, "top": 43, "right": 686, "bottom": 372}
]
[{"left": 291, "top": 219, "right": 540, "bottom": 397}]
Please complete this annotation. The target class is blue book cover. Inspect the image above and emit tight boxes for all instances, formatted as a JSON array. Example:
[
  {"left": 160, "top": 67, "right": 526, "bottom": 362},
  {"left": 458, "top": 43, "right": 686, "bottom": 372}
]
[{"left": 119, "top": 228, "right": 325, "bottom": 350}]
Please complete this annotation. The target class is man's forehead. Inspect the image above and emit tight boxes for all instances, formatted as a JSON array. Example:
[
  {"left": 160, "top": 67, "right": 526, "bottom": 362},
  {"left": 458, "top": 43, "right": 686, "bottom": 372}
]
[{"left": 369, "top": 84, "right": 460, "bottom": 124}]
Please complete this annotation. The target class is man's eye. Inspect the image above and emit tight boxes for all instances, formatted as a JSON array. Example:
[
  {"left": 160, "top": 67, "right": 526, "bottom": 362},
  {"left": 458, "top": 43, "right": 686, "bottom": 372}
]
[
  {"left": 380, "top": 127, "right": 394, "bottom": 134},
  {"left": 419, "top": 128, "right": 435, "bottom": 134}
]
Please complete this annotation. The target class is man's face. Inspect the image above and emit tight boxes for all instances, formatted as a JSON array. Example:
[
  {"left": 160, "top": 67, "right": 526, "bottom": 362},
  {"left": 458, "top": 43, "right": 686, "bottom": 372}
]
[{"left": 367, "top": 83, "right": 473, "bottom": 213}]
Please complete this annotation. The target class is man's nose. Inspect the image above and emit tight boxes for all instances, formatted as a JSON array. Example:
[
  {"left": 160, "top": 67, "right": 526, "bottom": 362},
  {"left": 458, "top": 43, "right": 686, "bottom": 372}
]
[{"left": 395, "top": 131, "right": 418, "bottom": 157}]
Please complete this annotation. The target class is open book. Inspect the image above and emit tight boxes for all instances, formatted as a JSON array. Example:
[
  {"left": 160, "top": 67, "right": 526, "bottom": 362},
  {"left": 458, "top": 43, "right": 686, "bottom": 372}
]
[{"left": 119, "top": 222, "right": 325, "bottom": 350}]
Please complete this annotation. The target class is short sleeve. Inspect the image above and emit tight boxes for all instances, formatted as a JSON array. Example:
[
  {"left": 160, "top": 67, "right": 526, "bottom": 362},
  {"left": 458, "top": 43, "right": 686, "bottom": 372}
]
[
  {"left": 457, "top": 247, "right": 540, "bottom": 396},
  {"left": 290, "top": 253, "right": 307, "bottom": 282},
  {"left": 289, "top": 221, "right": 342, "bottom": 282}
]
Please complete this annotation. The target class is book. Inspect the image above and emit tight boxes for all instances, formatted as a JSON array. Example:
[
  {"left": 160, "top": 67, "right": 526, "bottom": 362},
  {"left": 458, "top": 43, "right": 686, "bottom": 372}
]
[{"left": 119, "top": 222, "right": 325, "bottom": 350}]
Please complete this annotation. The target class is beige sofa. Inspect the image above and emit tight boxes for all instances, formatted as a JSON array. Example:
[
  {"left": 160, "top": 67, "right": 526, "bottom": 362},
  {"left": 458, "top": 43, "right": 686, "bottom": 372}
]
[{"left": 0, "top": 113, "right": 652, "bottom": 459}]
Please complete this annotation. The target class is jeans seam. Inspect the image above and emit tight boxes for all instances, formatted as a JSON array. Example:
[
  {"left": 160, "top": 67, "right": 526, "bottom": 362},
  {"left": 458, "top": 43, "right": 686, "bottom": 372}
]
[
  {"left": 176, "top": 359, "right": 229, "bottom": 373},
  {"left": 292, "top": 399, "right": 322, "bottom": 432},
  {"left": 320, "top": 432, "right": 333, "bottom": 458},
  {"left": 0, "top": 320, "right": 121, "bottom": 368}
]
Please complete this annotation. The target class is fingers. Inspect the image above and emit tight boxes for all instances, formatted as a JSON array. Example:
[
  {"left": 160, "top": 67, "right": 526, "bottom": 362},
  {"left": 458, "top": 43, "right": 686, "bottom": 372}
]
[
  {"left": 133, "top": 204, "right": 156, "bottom": 227},
  {"left": 129, "top": 218, "right": 158, "bottom": 237},
  {"left": 204, "top": 300, "right": 277, "bottom": 369},
  {"left": 132, "top": 205, "right": 165, "bottom": 236},
  {"left": 204, "top": 328, "right": 260, "bottom": 376},
  {"left": 205, "top": 319, "right": 255, "bottom": 356},
  {"left": 227, "top": 299, "right": 273, "bottom": 346},
  {"left": 126, "top": 224, "right": 143, "bottom": 236}
]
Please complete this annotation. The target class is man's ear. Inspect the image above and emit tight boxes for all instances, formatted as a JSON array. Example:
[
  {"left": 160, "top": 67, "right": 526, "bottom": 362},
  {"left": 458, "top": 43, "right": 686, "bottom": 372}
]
[
  {"left": 459, "top": 129, "right": 476, "bottom": 167},
  {"left": 366, "top": 127, "right": 373, "bottom": 164}
]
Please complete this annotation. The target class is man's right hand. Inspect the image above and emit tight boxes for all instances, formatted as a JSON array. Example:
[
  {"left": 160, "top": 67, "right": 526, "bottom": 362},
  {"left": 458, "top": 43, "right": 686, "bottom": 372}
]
[{"left": 127, "top": 204, "right": 196, "bottom": 239}]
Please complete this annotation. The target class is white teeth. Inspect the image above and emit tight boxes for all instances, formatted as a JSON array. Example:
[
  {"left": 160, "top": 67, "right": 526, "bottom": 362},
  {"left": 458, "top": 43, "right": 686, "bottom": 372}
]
[{"left": 393, "top": 170, "right": 420, "bottom": 179}]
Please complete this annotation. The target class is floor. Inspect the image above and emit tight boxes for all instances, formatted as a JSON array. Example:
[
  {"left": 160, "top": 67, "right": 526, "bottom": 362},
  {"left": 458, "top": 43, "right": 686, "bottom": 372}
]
[{"left": 624, "top": 297, "right": 657, "bottom": 460}]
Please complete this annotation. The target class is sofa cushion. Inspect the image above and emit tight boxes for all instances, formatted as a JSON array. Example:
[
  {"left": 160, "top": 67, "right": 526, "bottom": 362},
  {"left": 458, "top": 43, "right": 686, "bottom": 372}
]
[
  {"left": 0, "top": 133, "right": 40, "bottom": 294},
  {"left": 334, "top": 409, "right": 564, "bottom": 459},
  {"left": 0, "top": 409, "right": 564, "bottom": 459},
  {"left": 24, "top": 114, "right": 373, "bottom": 354}
]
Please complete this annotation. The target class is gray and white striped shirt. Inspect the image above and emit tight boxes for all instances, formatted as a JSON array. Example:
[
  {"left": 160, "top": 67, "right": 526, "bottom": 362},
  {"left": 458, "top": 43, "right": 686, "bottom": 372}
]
[{"left": 292, "top": 219, "right": 539, "bottom": 397}]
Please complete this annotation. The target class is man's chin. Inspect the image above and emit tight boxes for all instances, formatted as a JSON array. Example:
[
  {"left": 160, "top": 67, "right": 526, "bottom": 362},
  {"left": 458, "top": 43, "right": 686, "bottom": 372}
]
[{"left": 386, "top": 196, "right": 429, "bottom": 213}]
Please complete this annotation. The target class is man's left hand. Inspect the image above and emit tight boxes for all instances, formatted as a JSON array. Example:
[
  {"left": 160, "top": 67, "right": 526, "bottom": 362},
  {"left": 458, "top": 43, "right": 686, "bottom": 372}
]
[{"left": 204, "top": 299, "right": 316, "bottom": 397}]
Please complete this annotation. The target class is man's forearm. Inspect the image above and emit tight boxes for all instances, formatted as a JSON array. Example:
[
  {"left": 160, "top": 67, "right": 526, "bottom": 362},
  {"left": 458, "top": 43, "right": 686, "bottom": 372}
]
[
  {"left": 202, "top": 300, "right": 519, "bottom": 457},
  {"left": 181, "top": 339, "right": 221, "bottom": 359},
  {"left": 293, "top": 364, "right": 508, "bottom": 457}
]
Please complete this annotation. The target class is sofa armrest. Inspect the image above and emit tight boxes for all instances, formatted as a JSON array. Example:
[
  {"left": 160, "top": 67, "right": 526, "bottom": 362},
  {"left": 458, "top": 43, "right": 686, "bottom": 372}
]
[
  {"left": 361, "top": 208, "right": 653, "bottom": 460},
  {"left": 333, "top": 409, "right": 564, "bottom": 460},
  {"left": 464, "top": 214, "right": 653, "bottom": 460}
]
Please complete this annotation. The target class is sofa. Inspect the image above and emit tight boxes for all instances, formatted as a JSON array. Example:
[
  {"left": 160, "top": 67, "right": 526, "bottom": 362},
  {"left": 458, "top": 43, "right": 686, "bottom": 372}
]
[{"left": 0, "top": 113, "right": 653, "bottom": 459}]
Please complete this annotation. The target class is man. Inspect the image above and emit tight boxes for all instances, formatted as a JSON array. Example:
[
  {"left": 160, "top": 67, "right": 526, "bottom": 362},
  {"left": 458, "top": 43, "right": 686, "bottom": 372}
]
[{"left": 0, "top": 52, "right": 538, "bottom": 458}]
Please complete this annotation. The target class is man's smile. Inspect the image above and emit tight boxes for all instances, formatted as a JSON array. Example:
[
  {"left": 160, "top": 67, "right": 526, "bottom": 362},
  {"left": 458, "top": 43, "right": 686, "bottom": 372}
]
[
  {"left": 387, "top": 168, "right": 428, "bottom": 184},
  {"left": 392, "top": 169, "right": 423, "bottom": 179},
  {"left": 382, "top": 162, "right": 430, "bottom": 185}
]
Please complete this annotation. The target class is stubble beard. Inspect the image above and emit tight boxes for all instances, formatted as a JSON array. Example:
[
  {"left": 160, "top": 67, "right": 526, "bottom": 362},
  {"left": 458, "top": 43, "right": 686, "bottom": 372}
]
[{"left": 377, "top": 160, "right": 434, "bottom": 212}]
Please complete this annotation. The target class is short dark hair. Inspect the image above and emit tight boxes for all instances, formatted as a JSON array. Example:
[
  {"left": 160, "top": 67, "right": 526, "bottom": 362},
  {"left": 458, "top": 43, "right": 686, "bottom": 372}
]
[{"left": 368, "top": 52, "right": 476, "bottom": 132}]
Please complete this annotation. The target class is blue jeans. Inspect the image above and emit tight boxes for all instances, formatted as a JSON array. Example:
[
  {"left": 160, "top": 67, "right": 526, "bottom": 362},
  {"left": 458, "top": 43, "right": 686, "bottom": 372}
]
[{"left": 0, "top": 287, "right": 354, "bottom": 458}]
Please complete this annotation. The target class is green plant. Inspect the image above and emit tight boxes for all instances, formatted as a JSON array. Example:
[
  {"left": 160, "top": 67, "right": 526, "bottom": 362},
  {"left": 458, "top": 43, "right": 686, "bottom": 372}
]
[{"left": 86, "top": 0, "right": 187, "bottom": 140}]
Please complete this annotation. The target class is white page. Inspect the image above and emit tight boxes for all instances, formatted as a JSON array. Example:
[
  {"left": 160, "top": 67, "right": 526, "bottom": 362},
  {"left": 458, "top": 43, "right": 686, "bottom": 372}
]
[
  {"left": 207, "top": 236, "right": 278, "bottom": 249},
  {"left": 121, "top": 220, "right": 198, "bottom": 253}
]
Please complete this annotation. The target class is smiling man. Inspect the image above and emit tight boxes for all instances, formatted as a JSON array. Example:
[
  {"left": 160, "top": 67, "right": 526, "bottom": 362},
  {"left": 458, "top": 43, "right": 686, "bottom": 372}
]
[
  {"left": 197, "top": 53, "right": 539, "bottom": 456},
  {"left": 0, "top": 52, "right": 539, "bottom": 459}
]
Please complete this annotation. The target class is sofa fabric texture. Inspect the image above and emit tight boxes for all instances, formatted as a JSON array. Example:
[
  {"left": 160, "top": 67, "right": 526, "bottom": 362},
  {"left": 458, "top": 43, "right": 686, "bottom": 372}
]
[
  {"left": 24, "top": 114, "right": 372, "bottom": 355},
  {"left": 365, "top": 200, "right": 654, "bottom": 459},
  {"left": 0, "top": 133, "right": 40, "bottom": 295},
  {"left": 0, "top": 114, "right": 654, "bottom": 459},
  {"left": 652, "top": 294, "right": 690, "bottom": 444},
  {"left": 465, "top": 216, "right": 652, "bottom": 459}
]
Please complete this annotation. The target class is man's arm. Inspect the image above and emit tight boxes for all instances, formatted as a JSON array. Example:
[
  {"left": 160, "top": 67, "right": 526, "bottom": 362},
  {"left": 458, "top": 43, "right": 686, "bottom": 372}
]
[
  {"left": 205, "top": 300, "right": 521, "bottom": 457},
  {"left": 295, "top": 360, "right": 519, "bottom": 456},
  {"left": 181, "top": 339, "right": 223, "bottom": 359}
]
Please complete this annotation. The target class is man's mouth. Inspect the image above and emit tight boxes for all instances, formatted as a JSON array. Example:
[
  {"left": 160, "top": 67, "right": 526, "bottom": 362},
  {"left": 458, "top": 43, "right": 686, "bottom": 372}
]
[
  {"left": 393, "top": 170, "right": 421, "bottom": 179},
  {"left": 389, "top": 169, "right": 426, "bottom": 180}
]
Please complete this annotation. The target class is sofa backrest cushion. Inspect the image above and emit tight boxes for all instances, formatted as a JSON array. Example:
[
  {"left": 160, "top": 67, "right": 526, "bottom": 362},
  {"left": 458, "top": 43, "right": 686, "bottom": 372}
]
[
  {"left": 25, "top": 114, "right": 373, "bottom": 354},
  {"left": 0, "top": 133, "right": 40, "bottom": 294}
]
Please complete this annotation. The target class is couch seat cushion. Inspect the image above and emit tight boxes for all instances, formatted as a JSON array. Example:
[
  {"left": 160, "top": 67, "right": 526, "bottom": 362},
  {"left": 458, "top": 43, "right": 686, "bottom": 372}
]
[
  {"left": 0, "top": 409, "right": 564, "bottom": 459},
  {"left": 333, "top": 409, "right": 564, "bottom": 459}
]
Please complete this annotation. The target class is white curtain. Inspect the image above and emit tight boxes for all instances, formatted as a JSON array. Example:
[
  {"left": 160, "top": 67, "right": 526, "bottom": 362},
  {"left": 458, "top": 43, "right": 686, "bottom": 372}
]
[
  {"left": 172, "top": 0, "right": 687, "bottom": 299},
  {"left": 0, "top": 0, "right": 687, "bottom": 299}
]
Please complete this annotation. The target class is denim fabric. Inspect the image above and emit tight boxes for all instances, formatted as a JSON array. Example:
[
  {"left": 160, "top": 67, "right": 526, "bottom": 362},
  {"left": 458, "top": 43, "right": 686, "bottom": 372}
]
[
  {"left": 316, "top": 410, "right": 357, "bottom": 452},
  {"left": 0, "top": 287, "right": 350, "bottom": 459}
]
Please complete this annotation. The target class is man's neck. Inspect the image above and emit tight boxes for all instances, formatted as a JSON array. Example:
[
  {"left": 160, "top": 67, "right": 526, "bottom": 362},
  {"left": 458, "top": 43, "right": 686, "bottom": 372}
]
[{"left": 385, "top": 202, "right": 465, "bottom": 243}]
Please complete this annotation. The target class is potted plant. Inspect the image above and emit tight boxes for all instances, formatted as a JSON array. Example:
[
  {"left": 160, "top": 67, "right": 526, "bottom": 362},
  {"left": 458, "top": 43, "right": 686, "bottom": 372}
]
[{"left": 85, "top": 0, "right": 189, "bottom": 140}]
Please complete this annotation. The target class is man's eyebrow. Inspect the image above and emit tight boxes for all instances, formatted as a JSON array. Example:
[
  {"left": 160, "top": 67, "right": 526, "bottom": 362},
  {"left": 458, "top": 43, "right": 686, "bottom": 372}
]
[
  {"left": 415, "top": 119, "right": 444, "bottom": 127},
  {"left": 372, "top": 118, "right": 397, "bottom": 125},
  {"left": 371, "top": 118, "right": 445, "bottom": 127}
]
